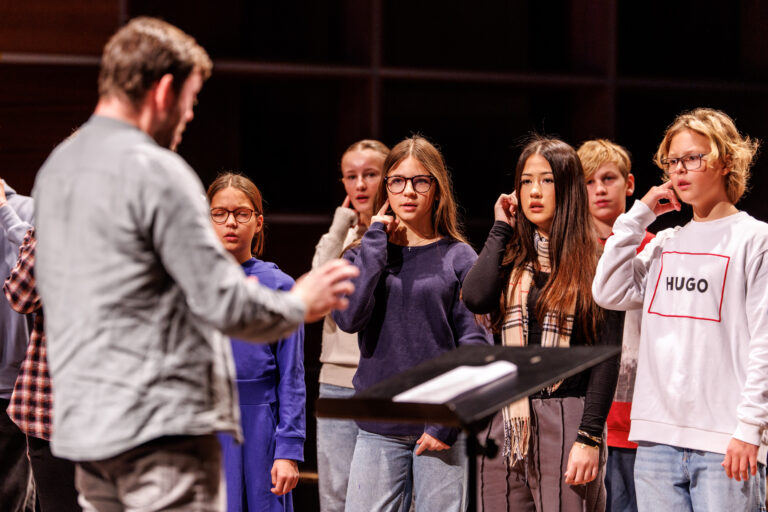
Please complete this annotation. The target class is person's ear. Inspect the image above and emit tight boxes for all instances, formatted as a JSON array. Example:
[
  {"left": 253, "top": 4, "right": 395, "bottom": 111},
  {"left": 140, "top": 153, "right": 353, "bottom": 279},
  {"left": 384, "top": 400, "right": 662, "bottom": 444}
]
[
  {"left": 153, "top": 74, "right": 176, "bottom": 112},
  {"left": 720, "top": 155, "right": 732, "bottom": 176},
  {"left": 253, "top": 214, "right": 265, "bottom": 234},
  {"left": 625, "top": 173, "right": 635, "bottom": 196}
]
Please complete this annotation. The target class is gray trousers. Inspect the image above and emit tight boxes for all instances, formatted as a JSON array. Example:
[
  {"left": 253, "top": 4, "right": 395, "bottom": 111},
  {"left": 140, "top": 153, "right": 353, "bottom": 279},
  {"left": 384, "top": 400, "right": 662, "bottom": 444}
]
[
  {"left": 75, "top": 435, "right": 223, "bottom": 512},
  {"left": 477, "top": 397, "right": 607, "bottom": 512}
]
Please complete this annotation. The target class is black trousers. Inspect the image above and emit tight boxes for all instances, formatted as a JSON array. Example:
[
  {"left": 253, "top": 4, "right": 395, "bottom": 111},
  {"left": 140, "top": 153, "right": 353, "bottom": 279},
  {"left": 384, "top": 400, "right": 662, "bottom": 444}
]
[
  {"left": 27, "top": 435, "right": 81, "bottom": 511},
  {"left": 0, "top": 398, "right": 31, "bottom": 512}
]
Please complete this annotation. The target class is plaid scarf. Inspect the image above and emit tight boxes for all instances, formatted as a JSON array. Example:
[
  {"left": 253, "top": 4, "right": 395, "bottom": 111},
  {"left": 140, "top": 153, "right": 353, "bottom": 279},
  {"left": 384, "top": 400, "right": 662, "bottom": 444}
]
[{"left": 500, "top": 231, "right": 575, "bottom": 464}]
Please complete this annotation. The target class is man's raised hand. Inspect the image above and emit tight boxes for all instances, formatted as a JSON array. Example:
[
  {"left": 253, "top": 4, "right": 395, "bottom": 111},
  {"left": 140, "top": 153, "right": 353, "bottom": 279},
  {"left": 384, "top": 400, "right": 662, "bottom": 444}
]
[{"left": 292, "top": 259, "right": 359, "bottom": 323}]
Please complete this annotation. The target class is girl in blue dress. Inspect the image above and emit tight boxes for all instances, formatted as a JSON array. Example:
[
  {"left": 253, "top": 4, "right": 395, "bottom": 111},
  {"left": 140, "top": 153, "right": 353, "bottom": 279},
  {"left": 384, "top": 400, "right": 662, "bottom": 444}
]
[{"left": 208, "top": 172, "right": 305, "bottom": 512}]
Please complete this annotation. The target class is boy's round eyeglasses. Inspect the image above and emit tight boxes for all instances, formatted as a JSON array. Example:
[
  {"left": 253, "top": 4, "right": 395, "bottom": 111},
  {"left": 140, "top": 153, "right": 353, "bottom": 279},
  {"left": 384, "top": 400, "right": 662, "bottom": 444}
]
[
  {"left": 385, "top": 175, "right": 435, "bottom": 194},
  {"left": 661, "top": 153, "right": 709, "bottom": 176},
  {"left": 210, "top": 208, "right": 256, "bottom": 224}
]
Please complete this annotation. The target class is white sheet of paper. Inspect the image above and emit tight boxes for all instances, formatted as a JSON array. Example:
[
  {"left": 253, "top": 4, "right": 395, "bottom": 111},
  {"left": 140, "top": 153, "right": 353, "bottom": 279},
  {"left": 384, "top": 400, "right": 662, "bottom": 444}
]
[{"left": 392, "top": 360, "right": 518, "bottom": 404}]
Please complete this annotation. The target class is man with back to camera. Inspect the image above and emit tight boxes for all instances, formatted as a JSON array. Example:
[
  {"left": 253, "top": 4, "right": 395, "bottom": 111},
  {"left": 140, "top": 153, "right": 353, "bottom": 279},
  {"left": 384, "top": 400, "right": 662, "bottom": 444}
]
[{"left": 32, "top": 17, "right": 358, "bottom": 511}]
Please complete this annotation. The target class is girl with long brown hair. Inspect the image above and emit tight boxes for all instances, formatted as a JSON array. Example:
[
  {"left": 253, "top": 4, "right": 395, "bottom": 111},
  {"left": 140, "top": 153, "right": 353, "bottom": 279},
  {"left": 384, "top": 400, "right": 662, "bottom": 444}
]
[
  {"left": 333, "top": 135, "right": 492, "bottom": 511},
  {"left": 462, "top": 136, "right": 622, "bottom": 511}
]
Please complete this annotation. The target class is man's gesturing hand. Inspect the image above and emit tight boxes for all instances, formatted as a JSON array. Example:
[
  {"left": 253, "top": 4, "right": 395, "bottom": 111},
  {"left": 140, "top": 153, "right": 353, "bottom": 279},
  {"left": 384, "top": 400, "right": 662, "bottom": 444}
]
[{"left": 292, "top": 259, "right": 359, "bottom": 323}]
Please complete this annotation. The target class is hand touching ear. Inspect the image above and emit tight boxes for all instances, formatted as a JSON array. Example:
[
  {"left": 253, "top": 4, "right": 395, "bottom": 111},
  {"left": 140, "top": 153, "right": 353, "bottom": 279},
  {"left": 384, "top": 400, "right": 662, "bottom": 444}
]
[
  {"left": 494, "top": 192, "right": 517, "bottom": 227},
  {"left": 640, "top": 181, "right": 681, "bottom": 216}
]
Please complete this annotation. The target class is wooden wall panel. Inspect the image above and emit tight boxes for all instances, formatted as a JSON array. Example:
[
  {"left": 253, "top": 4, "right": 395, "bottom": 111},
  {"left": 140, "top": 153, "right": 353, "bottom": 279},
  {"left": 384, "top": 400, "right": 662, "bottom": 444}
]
[
  {"left": 0, "top": 1, "right": 120, "bottom": 55},
  {"left": 0, "top": 65, "right": 97, "bottom": 194}
]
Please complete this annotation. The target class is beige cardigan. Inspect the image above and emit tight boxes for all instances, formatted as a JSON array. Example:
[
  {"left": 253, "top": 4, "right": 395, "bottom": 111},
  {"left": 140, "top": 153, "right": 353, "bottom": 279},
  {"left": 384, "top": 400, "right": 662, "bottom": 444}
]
[{"left": 312, "top": 207, "right": 367, "bottom": 388}]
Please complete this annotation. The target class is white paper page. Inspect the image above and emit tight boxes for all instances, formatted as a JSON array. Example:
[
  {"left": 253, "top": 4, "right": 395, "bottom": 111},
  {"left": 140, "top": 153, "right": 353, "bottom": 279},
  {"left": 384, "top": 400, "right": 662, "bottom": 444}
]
[{"left": 392, "top": 360, "right": 518, "bottom": 404}]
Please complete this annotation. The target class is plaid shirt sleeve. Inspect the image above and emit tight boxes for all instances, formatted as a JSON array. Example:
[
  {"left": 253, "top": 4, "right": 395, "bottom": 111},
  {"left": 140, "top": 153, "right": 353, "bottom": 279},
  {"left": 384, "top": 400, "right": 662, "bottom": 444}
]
[{"left": 3, "top": 227, "right": 40, "bottom": 314}]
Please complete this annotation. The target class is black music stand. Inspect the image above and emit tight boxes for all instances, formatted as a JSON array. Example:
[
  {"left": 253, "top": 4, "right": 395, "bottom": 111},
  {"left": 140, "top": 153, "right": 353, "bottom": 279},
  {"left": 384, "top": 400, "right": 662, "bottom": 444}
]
[{"left": 316, "top": 344, "right": 620, "bottom": 511}]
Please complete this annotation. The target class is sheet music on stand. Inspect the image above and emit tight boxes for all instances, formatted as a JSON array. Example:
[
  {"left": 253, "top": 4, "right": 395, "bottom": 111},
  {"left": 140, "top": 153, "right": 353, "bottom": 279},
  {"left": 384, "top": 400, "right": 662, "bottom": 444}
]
[{"left": 393, "top": 360, "right": 517, "bottom": 404}]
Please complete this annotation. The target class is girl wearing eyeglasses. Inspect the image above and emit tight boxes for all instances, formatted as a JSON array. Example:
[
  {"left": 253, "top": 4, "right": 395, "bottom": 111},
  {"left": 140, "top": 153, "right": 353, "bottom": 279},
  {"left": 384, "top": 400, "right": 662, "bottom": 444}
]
[
  {"left": 207, "top": 172, "right": 305, "bottom": 512},
  {"left": 461, "top": 136, "right": 623, "bottom": 511},
  {"left": 593, "top": 108, "right": 767, "bottom": 511},
  {"left": 333, "top": 135, "right": 492, "bottom": 511},
  {"left": 312, "top": 139, "right": 389, "bottom": 512}
]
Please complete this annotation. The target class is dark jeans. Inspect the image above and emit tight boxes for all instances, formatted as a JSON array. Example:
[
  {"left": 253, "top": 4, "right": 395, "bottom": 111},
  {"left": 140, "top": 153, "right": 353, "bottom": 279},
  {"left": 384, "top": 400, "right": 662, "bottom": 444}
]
[
  {"left": 0, "top": 398, "right": 32, "bottom": 512},
  {"left": 605, "top": 447, "right": 637, "bottom": 512},
  {"left": 27, "top": 435, "right": 81, "bottom": 511}
]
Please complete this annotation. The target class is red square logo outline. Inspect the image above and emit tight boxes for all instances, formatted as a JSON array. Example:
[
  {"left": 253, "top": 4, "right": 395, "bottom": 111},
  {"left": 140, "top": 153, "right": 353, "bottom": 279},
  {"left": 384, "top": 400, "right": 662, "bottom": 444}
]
[{"left": 647, "top": 251, "right": 730, "bottom": 322}]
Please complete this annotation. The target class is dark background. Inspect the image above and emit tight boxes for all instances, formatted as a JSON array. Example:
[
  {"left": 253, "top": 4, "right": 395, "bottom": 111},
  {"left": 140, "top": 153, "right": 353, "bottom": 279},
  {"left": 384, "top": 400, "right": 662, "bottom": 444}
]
[{"left": 2, "top": 0, "right": 768, "bottom": 507}]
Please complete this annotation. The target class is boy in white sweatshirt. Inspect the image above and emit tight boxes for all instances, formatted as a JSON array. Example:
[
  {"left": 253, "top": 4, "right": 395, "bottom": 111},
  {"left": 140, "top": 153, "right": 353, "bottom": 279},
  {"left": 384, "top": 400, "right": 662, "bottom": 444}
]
[{"left": 592, "top": 108, "right": 767, "bottom": 511}]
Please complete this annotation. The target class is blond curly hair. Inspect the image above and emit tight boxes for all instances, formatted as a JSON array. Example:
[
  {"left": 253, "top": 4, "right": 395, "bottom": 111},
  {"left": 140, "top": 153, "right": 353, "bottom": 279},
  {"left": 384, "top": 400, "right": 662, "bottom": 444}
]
[{"left": 654, "top": 108, "right": 759, "bottom": 204}]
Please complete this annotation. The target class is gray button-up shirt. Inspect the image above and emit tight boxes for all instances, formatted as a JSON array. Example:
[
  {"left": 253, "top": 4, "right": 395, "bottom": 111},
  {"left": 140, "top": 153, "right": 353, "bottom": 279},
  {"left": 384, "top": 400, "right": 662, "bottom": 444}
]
[{"left": 33, "top": 115, "right": 305, "bottom": 461}]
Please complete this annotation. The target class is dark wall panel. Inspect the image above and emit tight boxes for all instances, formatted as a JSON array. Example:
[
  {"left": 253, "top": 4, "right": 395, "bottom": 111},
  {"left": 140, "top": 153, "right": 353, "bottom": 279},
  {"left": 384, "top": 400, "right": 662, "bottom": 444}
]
[
  {"left": 0, "top": 65, "right": 97, "bottom": 193},
  {"left": 0, "top": 1, "right": 119, "bottom": 54},
  {"left": 128, "top": 0, "right": 371, "bottom": 64}
]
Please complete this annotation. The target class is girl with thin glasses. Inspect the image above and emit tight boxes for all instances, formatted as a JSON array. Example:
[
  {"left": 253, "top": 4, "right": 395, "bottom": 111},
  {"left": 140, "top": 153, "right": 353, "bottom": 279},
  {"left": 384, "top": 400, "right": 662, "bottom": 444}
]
[
  {"left": 333, "top": 135, "right": 492, "bottom": 512},
  {"left": 208, "top": 172, "right": 305, "bottom": 512},
  {"left": 462, "top": 136, "right": 623, "bottom": 511}
]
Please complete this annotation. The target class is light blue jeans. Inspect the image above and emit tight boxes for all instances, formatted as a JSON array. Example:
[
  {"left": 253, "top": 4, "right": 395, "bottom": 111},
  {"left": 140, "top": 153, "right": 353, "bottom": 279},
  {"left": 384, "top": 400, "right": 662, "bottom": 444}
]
[
  {"left": 317, "top": 383, "right": 359, "bottom": 512},
  {"left": 345, "top": 428, "right": 467, "bottom": 512},
  {"left": 634, "top": 442, "right": 766, "bottom": 512}
]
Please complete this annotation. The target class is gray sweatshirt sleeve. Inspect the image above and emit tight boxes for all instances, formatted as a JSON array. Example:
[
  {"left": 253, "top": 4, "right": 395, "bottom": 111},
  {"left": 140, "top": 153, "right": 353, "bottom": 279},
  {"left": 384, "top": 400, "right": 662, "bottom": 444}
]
[{"left": 0, "top": 184, "right": 34, "bottom": 247}]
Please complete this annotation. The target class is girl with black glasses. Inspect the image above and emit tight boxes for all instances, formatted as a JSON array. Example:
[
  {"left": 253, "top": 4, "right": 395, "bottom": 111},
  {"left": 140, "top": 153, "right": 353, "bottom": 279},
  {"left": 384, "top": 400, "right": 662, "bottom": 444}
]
[{"left": 333, "top": 135, "right": 492, "bottom": 512}]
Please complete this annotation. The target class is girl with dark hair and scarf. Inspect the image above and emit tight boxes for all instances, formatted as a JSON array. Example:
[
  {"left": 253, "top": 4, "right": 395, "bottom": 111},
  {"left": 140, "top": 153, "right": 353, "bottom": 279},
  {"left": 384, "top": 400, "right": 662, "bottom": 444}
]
[{"left": 462, "top": 136, "right": 623, "bottom": 511}]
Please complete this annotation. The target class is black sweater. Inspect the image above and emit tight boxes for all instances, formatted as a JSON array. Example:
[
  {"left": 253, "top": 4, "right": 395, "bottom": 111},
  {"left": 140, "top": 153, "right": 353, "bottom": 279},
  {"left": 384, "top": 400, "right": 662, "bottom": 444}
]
[{"left": 462, "top": 221, "right": 623, "bottom": 443}]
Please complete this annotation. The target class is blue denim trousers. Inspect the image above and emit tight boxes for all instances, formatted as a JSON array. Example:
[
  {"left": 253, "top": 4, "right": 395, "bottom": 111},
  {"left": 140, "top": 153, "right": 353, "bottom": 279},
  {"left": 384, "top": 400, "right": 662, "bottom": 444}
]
[
  {"left": 317, "top": 383, "right": 360, "bottom": 512},
  {"left": 634, "top": 442, "right": 766, "bottom": 512},
  {"left": 345, "top": 428, "right": 467, "bottom": 512}
]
